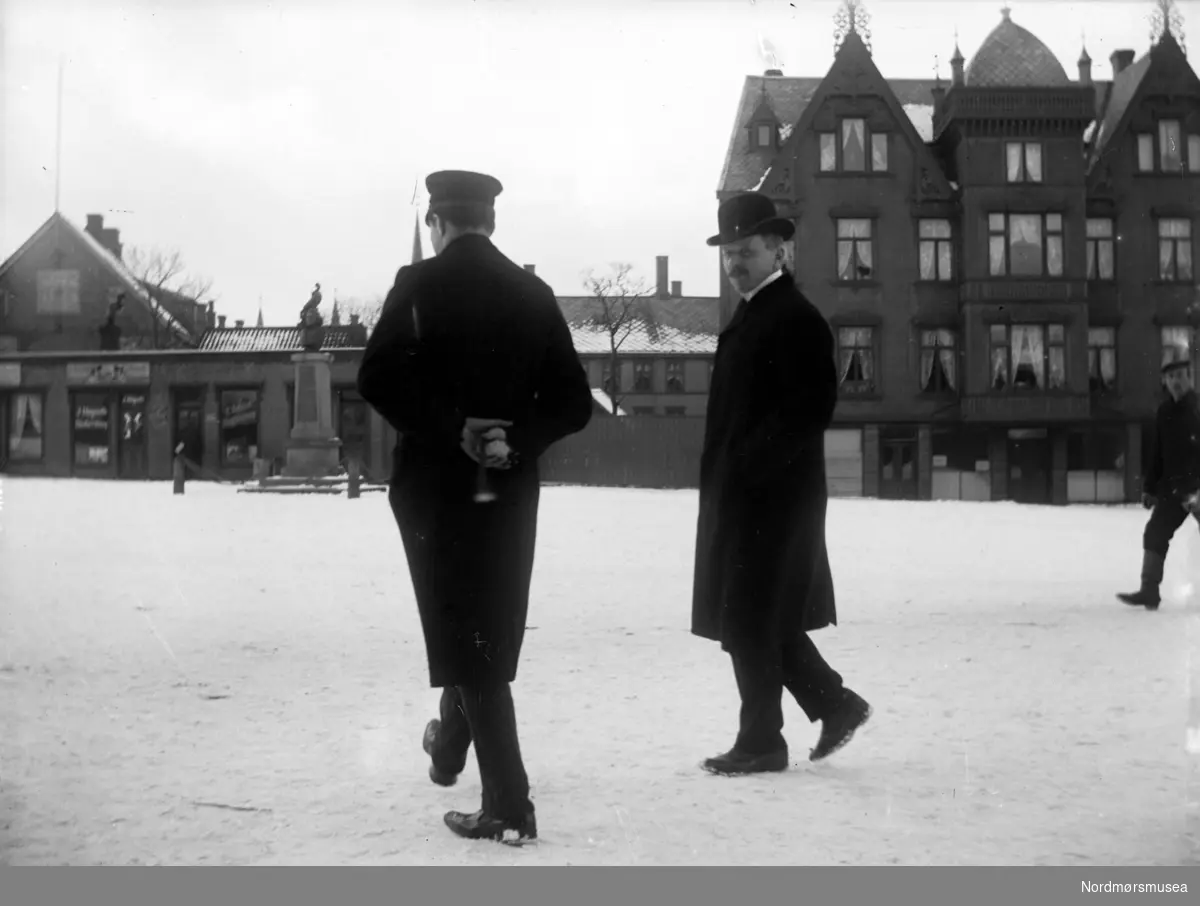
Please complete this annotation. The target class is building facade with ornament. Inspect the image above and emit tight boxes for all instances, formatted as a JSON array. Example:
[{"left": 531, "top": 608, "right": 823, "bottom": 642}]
[{"left": 719, "top": 2, "right": 1200, "bottom": 505}]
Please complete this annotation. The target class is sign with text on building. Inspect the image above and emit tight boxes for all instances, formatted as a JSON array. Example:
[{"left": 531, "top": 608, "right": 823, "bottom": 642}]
[
  {"left": 36, "top": 269, "right": 81, "bottom": 315},
  {"left": 66, "top": 361, "right": 151, "bottom": 386},
  {"left": 0, "top": 363, "right": 20, "bottom": 388}
]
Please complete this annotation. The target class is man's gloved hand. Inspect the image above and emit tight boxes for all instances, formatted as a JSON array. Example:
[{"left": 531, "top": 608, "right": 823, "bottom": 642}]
[
  {"left": 1142, "top": 492, "right": 1158, "bottom": 510},
  {"left": 460, "top": 417, "right": 515, "bottom": 469}
]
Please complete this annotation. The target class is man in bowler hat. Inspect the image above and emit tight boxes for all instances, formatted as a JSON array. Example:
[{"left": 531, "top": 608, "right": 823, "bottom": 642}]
[
  {"left": 1118, "top": 353, "right": 1200, "bottom": 610},
  {"left": 692, "top": 191, "right": 872, "bottom": 776},
  {"left": 357, "top": 170, "right": 593, "bottom": 842}
]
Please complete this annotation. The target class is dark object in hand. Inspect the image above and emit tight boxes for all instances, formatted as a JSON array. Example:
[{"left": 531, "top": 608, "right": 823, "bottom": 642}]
[{"left": 1142, "top": 493, "right": 1158, "bottom": 510}]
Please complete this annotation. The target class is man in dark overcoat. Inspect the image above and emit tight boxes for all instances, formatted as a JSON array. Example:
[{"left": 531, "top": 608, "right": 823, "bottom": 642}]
[
  {"left": 692, "top": 192, "right": 872, "bottom": 776},
  {"left": 357, "top": 170, "right": 593, "bottom": 843},
  {"left": 1118, "top": 355, "right": 1200, "bottom": 611}
]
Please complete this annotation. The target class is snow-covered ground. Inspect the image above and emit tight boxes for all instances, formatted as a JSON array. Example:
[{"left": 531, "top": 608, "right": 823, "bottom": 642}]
[{"left": 0, "top": 477, "right": 1196, "bottom": 866}]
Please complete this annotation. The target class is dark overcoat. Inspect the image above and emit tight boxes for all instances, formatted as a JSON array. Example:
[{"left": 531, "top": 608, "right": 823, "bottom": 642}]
[
  {"left": 1144, "top": 389, "right": 1200, "bottom": 501},
  {"left": 691, "top": 272, "right": 839, "bottom": 653},
  {"left": 357, "top": 234, "right": 594, "bottom": 688}
]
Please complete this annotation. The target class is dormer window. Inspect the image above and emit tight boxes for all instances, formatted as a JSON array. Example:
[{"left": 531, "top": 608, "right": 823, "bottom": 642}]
[
  {"left": 756, "top": 124, "right": 774, "bottom": 148},
  {"left": 818, "top": 118, "right": 889, "bottom": 173}
]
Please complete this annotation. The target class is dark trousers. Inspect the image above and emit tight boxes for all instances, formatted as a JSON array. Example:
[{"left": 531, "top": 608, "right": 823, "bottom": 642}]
[
  {"left": 730, "top": 633, "right": 846, "bottom": 755},
  {"left": 1144, "top": 499, "right": 1200, "bottom": 558},
  {"left": 427, "top": 681, "right": 532, "bottom": 821}
]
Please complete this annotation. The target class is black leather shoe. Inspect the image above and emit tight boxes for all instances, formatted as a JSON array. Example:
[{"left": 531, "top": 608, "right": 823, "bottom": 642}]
[
  {"left": 701, "top": 748, "right": 788, "bottom": 776},
  {"left": 444, "top": 808, "right": 538, "bottom": 845},
  {"left": 810, "top": 690, "right": 872, "bottom": 761},
  {"left": 423, "top": 719, "right": 458, "bottom": 787}
]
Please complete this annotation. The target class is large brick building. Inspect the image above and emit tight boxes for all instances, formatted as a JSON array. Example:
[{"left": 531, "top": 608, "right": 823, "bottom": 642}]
[{"left": 719, "top": 3, "right": 1200, "bottom": 504}]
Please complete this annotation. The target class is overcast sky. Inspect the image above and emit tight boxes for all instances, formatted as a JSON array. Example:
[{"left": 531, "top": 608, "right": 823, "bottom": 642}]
[{"left": 3, "top": 0, "right": 1195, "bottom": 326}]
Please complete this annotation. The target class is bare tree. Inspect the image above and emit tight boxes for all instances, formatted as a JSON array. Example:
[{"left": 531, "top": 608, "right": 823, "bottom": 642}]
[
  {"left": 581, "top": 263, "right": 657, "bottom": 414},
  {"left": 124, "top": 246, "right": 214, "bottom": 348}
]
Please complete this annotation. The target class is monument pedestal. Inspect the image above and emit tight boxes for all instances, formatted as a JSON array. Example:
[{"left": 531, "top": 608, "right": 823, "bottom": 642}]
[{"left": 283, "top": 352, "right": 342, "bottom": 478}]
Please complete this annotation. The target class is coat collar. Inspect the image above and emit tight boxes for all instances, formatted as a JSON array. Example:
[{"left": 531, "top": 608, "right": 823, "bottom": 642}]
[{"left": 721, "top": 270, "right": 793, "bottom": 337}]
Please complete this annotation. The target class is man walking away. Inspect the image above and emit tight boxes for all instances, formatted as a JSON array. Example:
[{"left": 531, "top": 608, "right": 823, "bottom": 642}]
[
  {"left": 692, "top": 191, "right": 871, "bottom": 777},
  {"left": 357, "top": 170, "right": 594, "bottom": 843},
  {"left": 1118, "top": 356, "right": 1200, "bottom": 611}
]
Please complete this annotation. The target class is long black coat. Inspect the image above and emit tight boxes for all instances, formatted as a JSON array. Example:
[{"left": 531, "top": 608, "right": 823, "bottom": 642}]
[
  {"left": 357, "top": 234, "right": 593, "bottom": 688},
  {"left": 1144, "top": 389, "right": 1200, "bottom": 501},
  {"left": 691, "top": 272, "right": 839, "bottom": 653}
]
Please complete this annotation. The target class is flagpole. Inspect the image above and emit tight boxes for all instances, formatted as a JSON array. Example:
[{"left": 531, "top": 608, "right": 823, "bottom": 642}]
[{"left": 55, "top": 55, "right": 64, "bottom": 212}]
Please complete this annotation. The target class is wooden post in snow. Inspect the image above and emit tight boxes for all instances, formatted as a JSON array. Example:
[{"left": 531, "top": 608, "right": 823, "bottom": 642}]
[
  {"left": 173, "top": 443, "right": 186, "bottom": 495},
  {"left": 347, "top": 455, "right": 361, "bottom": 500}
]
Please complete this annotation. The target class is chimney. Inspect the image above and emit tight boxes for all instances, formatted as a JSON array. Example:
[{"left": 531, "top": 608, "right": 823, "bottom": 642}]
[
  {"left": 234, "top": 319, "right": 244, "bottom": 329},
  {"left": 524, "top": 264, "right": 536, "bottom": 274},
  {"left": 671, "top": 280, "right": 682, "bottom": 298},
  {"left": 84, "top": 213, "right": 123, "bottom": 260},
  {"left": 656, "top": 255, "right": 669, "bottom": 299},
  {"left": 1110, "top": 49, "right": 1135, "bottom": 76},
  {"left": 218, "top": 315, "right": 227, "bottom": 329},
  {"left": 207, "top": 301, "right": 216, "bottom": 329},
  {"left": 349, "top": 313, "right": 360, "bottom": 325}
]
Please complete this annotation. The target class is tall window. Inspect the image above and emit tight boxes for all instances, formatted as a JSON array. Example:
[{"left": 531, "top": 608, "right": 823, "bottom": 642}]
[
  {"left": 1005, "top": 142, "right": 1043, "bottom": 183},
  {"left": 988, "top": 213, "right": 1064, "bottom": 277},
  {"left": 1086, "top": 218, "right": 1115, "bottom": 280},
  {"left": 989, "top": 323, "right": 1066, "bottom": 391},
  {"left": 1162, "top": 326, "right": 1193, "bottom": 369},
  {"left": 818, "top": 119, "right": 888, "bottom": 173},
  {"left": 918, "top": 219, "right": 953, "bottom": 281},
  {"left": 665, "top": 360, "right": 685, "bottom": 392},
  {"left": 756, "top": 125, "right": 773, "bottom": 148},
  {"left": 1190, "top": 136, "right": 1200, "bottom": 172},
  {"left": 1159, "top": 120, "right": 1182, "bottom": 171},
  {"left": 1137, "top": 134, "right": 1154, "bottom": 172},
  {"left": 7, "top": 391, "right": 44, "bottom": 462},
  {"left": 1087, "top": 327, "right": 1117, "bottom": 394},
  {"left": 632, "top": 361, "right": 653, "bottom": 392},
  {"left": 1158, "top": 218, "right": 1193, "bottom": 282},
  {"left": 837, "top": 327, "right": 875, "bottom": 394},
  {"left": 871, "top": 133, "right": 888, "bottom": 172},
  {"left": 919, "top": 330, "right": 957, "bottom": 394},
  {"left": 219, "top": 388, "right": 260, "bottom": 466},
  {"left": 837, "top": 219, "right": 874, "bottom": 280}
]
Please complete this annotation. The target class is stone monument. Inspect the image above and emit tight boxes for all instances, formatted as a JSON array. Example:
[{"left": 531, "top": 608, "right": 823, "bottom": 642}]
[{"left": 282, "top": 284, "right": 341, "bottom": 477}]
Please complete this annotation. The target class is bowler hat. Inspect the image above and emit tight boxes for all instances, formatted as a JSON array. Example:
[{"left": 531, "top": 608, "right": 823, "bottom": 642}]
[
  {"left": 425, "top": 170, "right": 504, "bottom": 210},
  {"left": 706, "top": 191, "right": 795, "bottom": 247}
]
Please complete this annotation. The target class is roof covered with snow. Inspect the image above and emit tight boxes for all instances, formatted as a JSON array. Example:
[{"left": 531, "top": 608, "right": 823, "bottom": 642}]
[
  {"left": 558, "top": 294, "right": 720, "bottom": 356},
  {"left": 198, "top": 326, "right": 368, "bottom": 352}
]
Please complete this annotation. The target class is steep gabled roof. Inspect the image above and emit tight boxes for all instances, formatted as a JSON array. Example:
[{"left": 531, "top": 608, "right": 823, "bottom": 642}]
[
  {"left": 1088, "top": 49, "right": 1156, "bottom": 168},
  {"left": 749, "top": 30, "right": 954, "bottom": 199},
  {"left": 0, "top": 211, "right": 195, "bottom": 344},
  {"left": 719, "top": 58, "right": 940, "bottom": 194}
]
